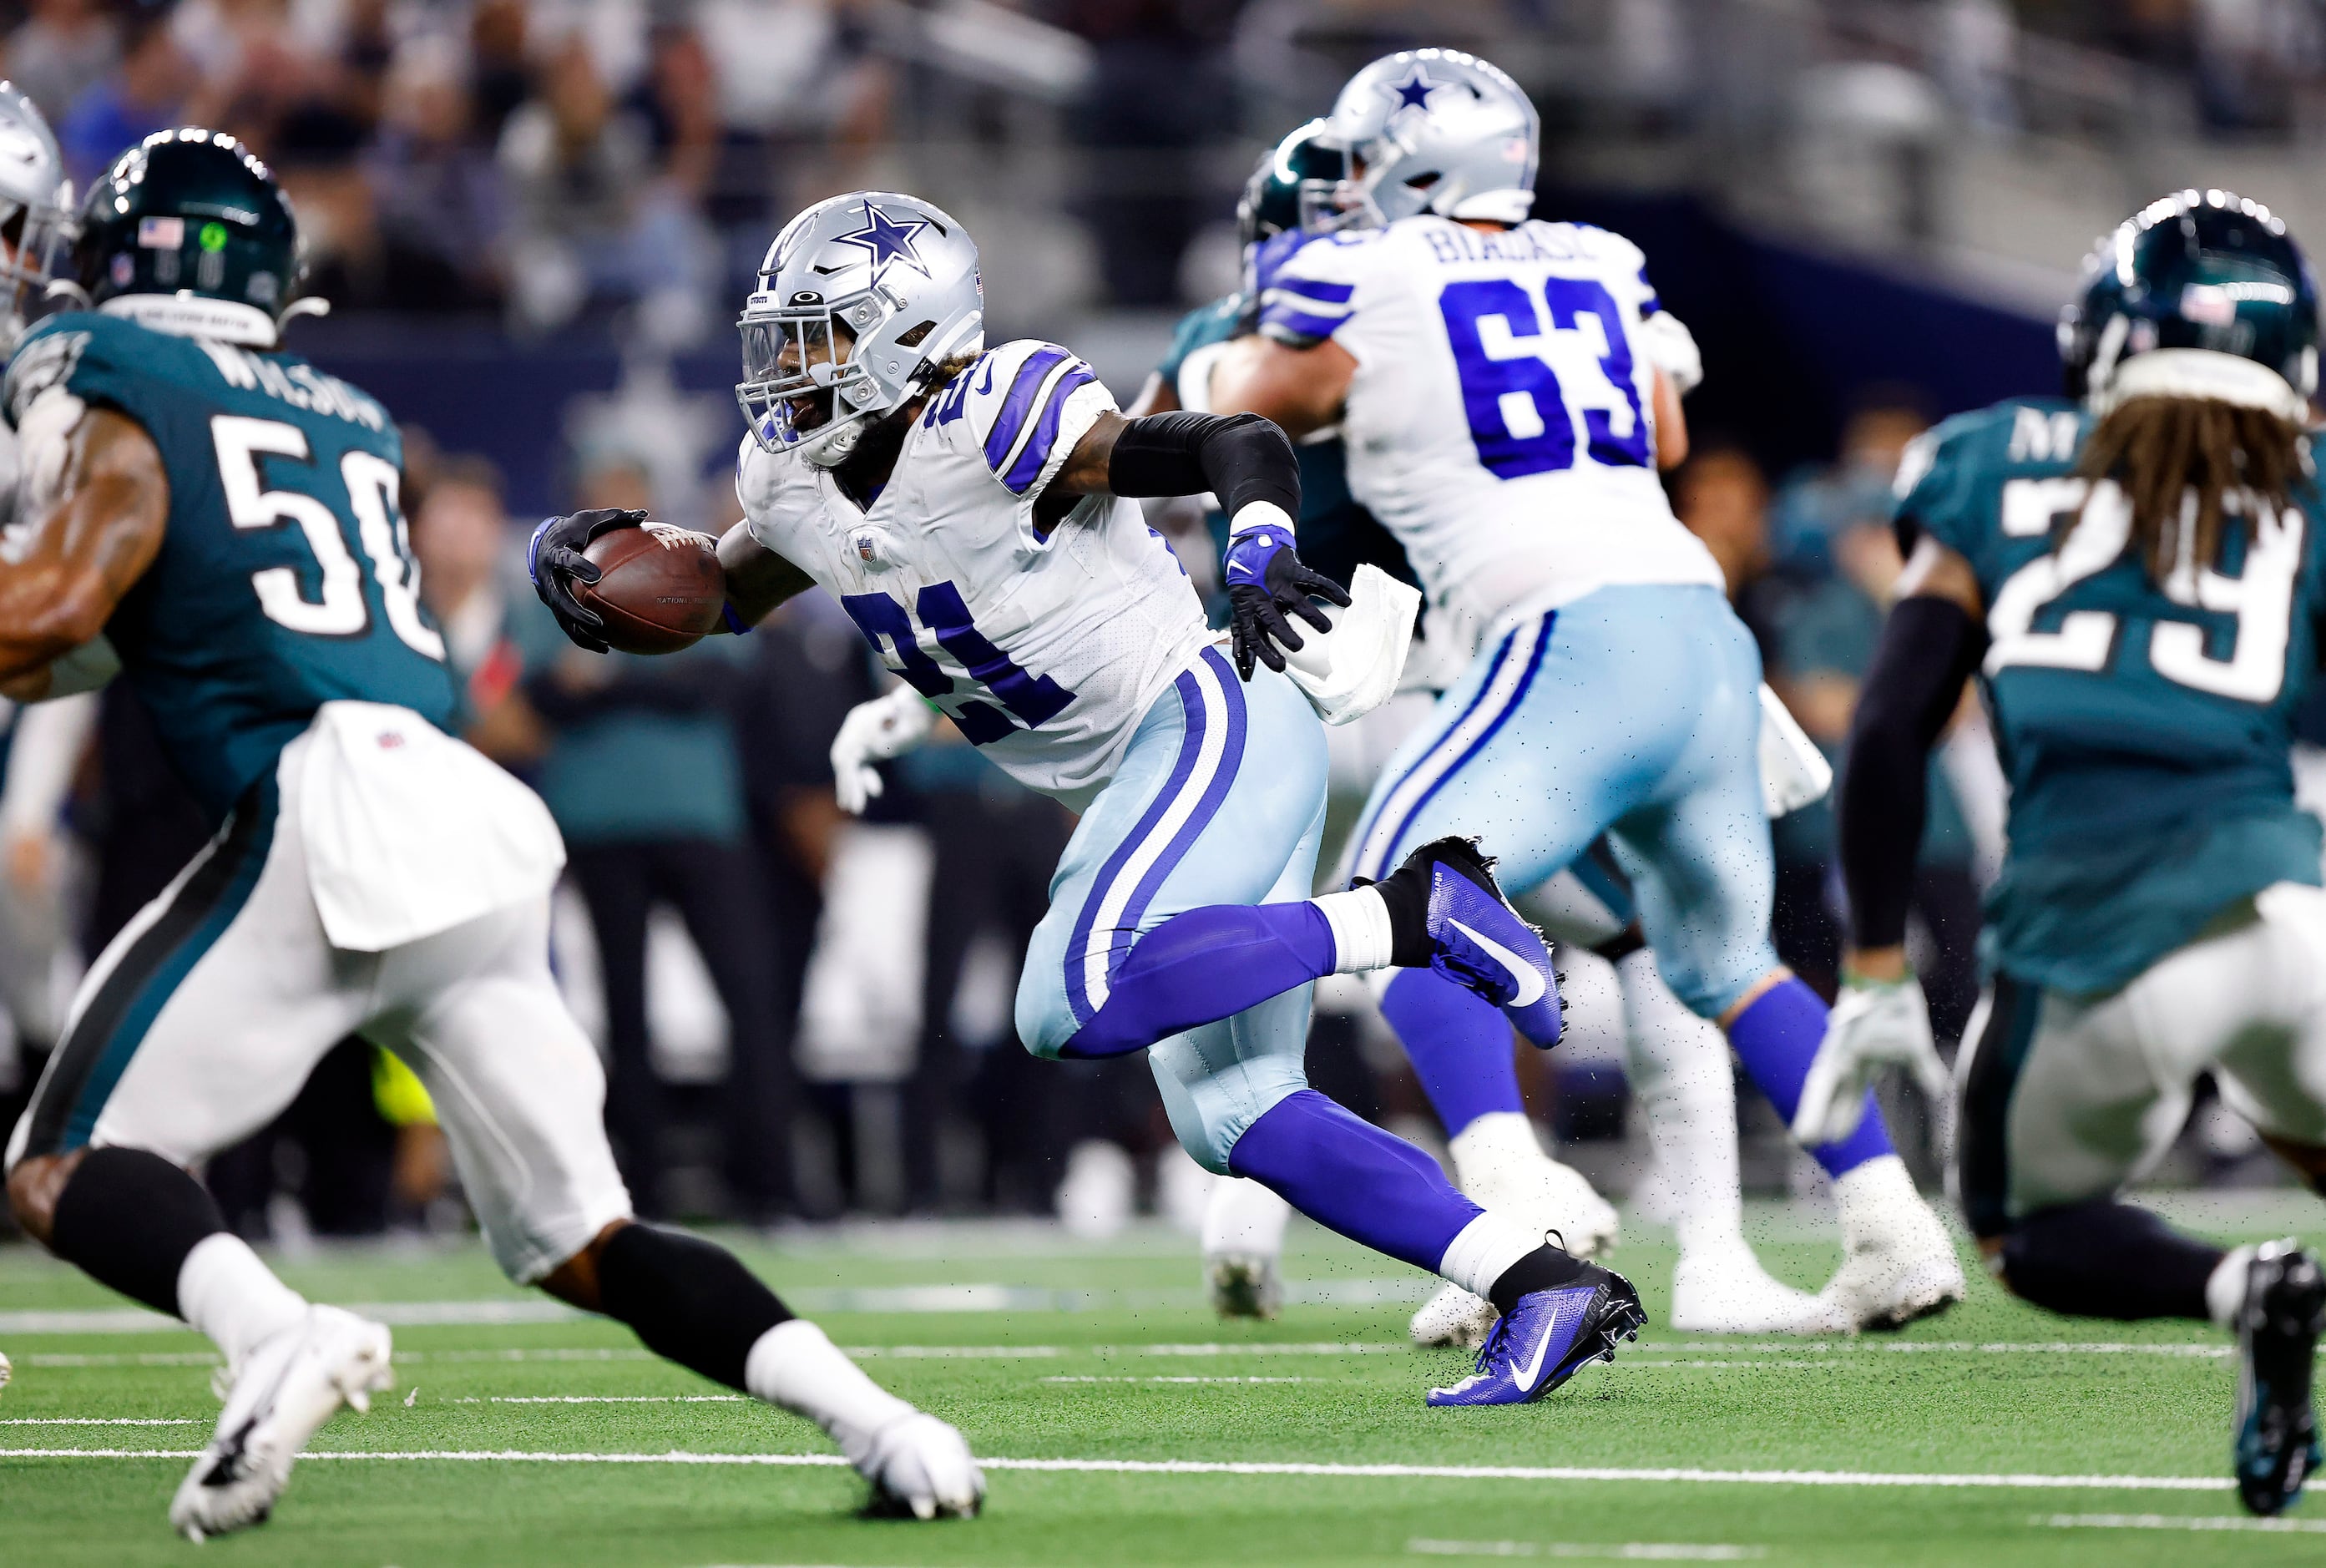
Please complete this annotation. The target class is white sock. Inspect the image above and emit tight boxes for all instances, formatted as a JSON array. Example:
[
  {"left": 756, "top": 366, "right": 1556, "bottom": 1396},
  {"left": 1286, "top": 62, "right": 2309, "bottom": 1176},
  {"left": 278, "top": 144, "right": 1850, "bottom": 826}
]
[
  {"left": 1201, "top": 1176, "right": 1292, "bottom": 1260},
  {"left": 745, "top": 1318, "right": 914, "bottom": 1457},
  {"left": 1616, "top": 948, "right": 1747, "bottom": 1257},
  {"left": 2207, "top": 1244, "right": 2258, "bottom": 1331},
  {"left": 1446, "top": 1110, "right": 1544, "bottom": 1199},
  {"left": 1833, "top": 1154, "right": 1921, "bottom": 1247},
  {"left": 1436, "top": 1210, "right": 1545, "bottom": 1299},
  {"left": 176, "top": 1234, "right": 308, "bottom": 1368},
  {"left": 1310, "top": 886, "right": 1396, "bottom": 974}
]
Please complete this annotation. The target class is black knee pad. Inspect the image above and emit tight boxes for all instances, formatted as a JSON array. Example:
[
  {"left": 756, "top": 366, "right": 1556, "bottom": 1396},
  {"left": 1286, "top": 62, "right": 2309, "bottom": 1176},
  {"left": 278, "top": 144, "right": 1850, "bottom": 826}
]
[
  {"left": 1998, "top": 1200, "right": 2222, "bottom": 1323},
  {"left": 595, "top": 1223, "right": 792, "bottom": 1390},
  {"left": 48, "top": 1146, "right": 225, "bottom": 1317}
]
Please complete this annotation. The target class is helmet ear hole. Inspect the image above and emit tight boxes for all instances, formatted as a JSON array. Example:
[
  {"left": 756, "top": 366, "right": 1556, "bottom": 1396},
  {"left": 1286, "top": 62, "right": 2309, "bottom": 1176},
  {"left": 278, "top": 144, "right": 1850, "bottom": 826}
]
[{"left": 896, "top": 320, "right": 936, "bottom": 348}]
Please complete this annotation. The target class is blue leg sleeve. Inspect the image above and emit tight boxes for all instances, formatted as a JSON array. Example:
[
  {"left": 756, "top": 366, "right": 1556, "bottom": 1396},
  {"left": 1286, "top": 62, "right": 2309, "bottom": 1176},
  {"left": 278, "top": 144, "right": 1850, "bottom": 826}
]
[
  {"left": 1726, "top": 975, "right": 1894, "bottom": 1177},
  {"left": 1226, "top": 1088, "right": 1483, "bottom": 1273},
  {"left": 1061, "top": 903, "right": 1336, "bottom": 1060},
  {"left": 1378, "top": 968, "right": 1525, "bottom": 1138}
]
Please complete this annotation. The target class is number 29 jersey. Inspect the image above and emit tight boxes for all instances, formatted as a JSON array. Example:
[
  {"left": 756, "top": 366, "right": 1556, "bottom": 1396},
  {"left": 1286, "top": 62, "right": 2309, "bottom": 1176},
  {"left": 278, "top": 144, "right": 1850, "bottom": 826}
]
[
  {"left": 3, "top": 311, "right": 453, "bottom": 822},
  {"left": 739, "top": 339, "right": 1213, "bottom": 804},
  {"left": 1260, "top": 217, "right": 1720, "bottom": 636},
  {"left": 1894, "top": 397, "right": 2326, "bottom": 994}
]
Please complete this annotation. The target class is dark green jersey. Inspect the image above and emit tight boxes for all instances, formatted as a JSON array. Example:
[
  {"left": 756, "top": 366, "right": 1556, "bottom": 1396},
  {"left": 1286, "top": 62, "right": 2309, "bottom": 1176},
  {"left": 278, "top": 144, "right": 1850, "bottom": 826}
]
[
  {"left": 6, "top": 312, "right": 455, "bottom": 821},
  {"left": 1157, "top": 293, "right": 1415, "bottom": 594},
  {"left": 1894, "top": 396, "right": 2326, "bottom": 993}
]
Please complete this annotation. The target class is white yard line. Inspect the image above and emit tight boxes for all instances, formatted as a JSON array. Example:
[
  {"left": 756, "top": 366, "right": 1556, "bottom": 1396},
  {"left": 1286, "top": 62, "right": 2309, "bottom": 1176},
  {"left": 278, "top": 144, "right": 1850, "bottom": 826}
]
[
  {"left": 2037, "top": 1512, "right": 2326, "bottom": 1534},
  {"left": 465, "top": 1395, "right": 751, "bottom": 1404},
  {"left": 0, "top": 1417, "right": 197, "bottom": 1425},
  {"left": 0, "top": 1446, "right": 2236, "bottom": 1491},
  {"left": 1410, "top": 1540, "right": 1765, "bottom": 1560},
  {"left": 1051, "top": 1368, "right": 1321, "bottom": 1377}
]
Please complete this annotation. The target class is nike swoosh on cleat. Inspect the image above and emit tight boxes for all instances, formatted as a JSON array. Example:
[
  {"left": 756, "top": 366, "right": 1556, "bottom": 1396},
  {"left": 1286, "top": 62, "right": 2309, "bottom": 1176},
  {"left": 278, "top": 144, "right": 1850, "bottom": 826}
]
[
  {"left": 1512, "top": 1309, "right": 1561, "bottom": 1393},
  {"left": 1448, "top": 918, "right": 1545, "bottom": 1007}
]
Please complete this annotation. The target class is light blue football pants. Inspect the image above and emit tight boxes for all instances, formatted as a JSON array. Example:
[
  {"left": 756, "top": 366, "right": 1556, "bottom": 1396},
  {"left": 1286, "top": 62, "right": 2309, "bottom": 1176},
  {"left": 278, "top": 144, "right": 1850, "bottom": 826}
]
[
  {"left": 1016, "top": 646, "right": 1329, "bottom": 1171},
  {"left": 1349, "top": 583, "right": 1780, "bottom": 1019}
]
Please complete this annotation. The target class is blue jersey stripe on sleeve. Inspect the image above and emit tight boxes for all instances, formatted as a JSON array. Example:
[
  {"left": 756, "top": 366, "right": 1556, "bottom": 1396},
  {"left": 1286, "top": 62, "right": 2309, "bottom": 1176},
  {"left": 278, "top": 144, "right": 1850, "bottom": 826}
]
[
  {"left": 1269, "top": 276, "right": 1354, "bottom": 306},
  {"left": 983, "top": 346, "right": 1070, "bottom": 473},
  {"left": 1001, "top": 365, "right": 1099, "bottom": 494}
]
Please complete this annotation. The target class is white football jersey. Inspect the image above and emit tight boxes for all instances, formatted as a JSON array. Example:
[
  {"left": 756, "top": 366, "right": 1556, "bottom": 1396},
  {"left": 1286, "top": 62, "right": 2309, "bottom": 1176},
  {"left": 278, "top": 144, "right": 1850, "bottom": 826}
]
[
  {"left": 1262, "top": 216, "right": 1722, "bottom": 643},
  {"left": 740, "top": 340, "right": 1213, "bottom": 802}
]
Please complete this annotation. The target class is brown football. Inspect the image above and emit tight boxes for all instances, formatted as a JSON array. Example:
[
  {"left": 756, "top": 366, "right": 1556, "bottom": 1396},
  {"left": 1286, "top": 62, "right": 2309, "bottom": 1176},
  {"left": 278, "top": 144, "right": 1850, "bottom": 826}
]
[{"left": 574, "top": 524, "right": 727, "bottom": 655}]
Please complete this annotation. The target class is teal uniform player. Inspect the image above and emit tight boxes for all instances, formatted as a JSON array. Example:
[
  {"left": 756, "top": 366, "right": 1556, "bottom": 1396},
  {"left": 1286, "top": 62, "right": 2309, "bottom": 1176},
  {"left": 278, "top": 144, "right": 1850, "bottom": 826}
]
[
  {"left": 1894, "top": 396, "right": 2324, "bottom": 999},
  {"left": 4, "top": 308, "right": 455, "bottom": 820},
  {"left": 1825, "top": 190, "right": 2326, "bottom": 1518}
]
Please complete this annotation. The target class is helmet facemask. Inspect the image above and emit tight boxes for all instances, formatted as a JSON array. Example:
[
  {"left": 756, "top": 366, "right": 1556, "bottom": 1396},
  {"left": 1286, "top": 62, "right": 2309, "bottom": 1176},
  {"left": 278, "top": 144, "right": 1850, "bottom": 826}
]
[{"left": 0, "top": 189, "right": 71, "bottom": 353}]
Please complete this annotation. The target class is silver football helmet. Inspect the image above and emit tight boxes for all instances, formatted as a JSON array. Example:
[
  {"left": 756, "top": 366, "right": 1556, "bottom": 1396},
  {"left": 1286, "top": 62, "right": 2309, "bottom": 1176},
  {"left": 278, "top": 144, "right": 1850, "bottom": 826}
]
[
  {"left": 1327, "top": 49, "right": 1538, "bottom": 227},
  {"left": 736, "top": 191, "right": 985, "bottom": 467},
  {"left": 0, "top": 82, "right": 71, "bottom": 352}
]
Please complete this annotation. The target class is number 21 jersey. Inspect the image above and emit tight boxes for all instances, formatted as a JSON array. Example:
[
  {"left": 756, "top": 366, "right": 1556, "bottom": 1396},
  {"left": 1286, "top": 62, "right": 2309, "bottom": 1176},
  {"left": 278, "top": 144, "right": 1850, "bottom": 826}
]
[
  {"left": 738, "top": 340, "right": 1213, "bottom": 804},
  {"left": 1261, "top": 217, "right": 1720, "bottom": 635},
  {"left": 3, "top": 311, "right": 453, "bottom": 821}
]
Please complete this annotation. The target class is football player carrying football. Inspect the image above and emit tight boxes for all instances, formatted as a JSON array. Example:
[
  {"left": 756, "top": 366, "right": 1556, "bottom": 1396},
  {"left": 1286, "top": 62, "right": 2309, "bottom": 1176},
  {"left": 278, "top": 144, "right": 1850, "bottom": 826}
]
[
  {"left": 0, "top": 131, "right": 982, "bottom": 1540},
  {"left": 1817, "top": 190, "right": 2326, "bottom": 1516},
  {"left": 533, "top": 188, "right": 1651, "bottom": 1409},
  {"left": 1207, "top": 49, "right": 1965, "bottom": 1350}
]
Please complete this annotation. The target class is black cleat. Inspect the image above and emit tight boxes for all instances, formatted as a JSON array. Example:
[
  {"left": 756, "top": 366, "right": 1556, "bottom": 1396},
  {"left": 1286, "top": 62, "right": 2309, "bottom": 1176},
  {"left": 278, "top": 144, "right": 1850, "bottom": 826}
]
[{"left": 2234, "top": 1239, "right": 2326, "bottom": 1516}]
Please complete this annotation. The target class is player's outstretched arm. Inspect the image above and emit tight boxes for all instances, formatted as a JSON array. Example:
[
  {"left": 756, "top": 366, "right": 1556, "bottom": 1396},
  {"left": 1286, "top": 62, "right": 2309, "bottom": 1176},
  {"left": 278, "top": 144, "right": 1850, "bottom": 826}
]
[
  {"left": 0, "top": 407, "right": 167, "bottom": 690},
  {"left": 715, "top": 519, "right": 813, "bottom": 624},
  {"left": 1796, "top": 537, "right": 1987, "bottom": 1144},
  {"left": 1055, "top": 407, "right": 1349, "bottom": 679}
]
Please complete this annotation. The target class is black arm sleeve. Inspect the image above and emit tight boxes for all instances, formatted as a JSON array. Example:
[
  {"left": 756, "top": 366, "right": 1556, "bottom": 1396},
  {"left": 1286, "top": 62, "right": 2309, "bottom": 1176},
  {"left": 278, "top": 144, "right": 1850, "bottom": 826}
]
[
  {"left": 1838, "top": 594, "right": 1989, "bottom": 951},
  {"left": 1106, "top": 410, "right": 1300, "bottom": 521}
]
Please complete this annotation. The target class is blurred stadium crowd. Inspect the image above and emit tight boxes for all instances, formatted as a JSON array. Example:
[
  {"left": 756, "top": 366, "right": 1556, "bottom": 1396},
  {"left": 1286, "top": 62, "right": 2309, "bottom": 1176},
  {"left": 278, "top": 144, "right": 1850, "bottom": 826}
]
[{"left": 0, "top": 0, "right": 2308, "bottom": 1246}]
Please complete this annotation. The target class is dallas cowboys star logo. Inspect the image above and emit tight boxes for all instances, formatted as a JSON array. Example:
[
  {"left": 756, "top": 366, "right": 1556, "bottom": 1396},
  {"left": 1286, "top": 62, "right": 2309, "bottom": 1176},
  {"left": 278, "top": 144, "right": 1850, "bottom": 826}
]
[
  {"left": 832, "top": 201, "right": 933, "bottom": 284},
  {"left": 1385, "top": 63, "right": 1442, "bottom": 114}
]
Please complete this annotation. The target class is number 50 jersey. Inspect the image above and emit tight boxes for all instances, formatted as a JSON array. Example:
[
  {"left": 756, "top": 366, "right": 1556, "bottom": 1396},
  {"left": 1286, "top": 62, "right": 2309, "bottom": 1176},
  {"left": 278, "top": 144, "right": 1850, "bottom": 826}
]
[
  {"left": 3, "top": 311, "right": 454, "bottom": 821},
  {"left": 1894, "top": 397, "right": 2326, "bottom": 994},
  {"left": 739, "top": 339, "right": 1213, "bottom": 804},
  {"left": 1261, "top": 217, "right": 1721, "bottom": 636}
]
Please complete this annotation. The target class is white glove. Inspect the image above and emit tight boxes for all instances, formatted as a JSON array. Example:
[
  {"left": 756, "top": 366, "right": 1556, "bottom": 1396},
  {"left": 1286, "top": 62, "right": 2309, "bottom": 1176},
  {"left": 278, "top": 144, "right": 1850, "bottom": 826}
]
[
  {"left": 852, "top": 1411, "right": 985, "bottom": 1520},
  {"left": 1636, "top": 310, "right": 1703, "bottom": 396},
  {"left": 1792, "top": 975, "right": 1950, "bottom": 1147},
  {"left": 830, "top": 685, "right": 936, "bottom": 815}
]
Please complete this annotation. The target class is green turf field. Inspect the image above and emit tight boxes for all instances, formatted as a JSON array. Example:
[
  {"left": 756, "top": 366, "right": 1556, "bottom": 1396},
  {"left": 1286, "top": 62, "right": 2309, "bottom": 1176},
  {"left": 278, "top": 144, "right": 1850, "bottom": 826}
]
[{"left": 3, "top": 1194, "right": 2320, "bottom": 1566}]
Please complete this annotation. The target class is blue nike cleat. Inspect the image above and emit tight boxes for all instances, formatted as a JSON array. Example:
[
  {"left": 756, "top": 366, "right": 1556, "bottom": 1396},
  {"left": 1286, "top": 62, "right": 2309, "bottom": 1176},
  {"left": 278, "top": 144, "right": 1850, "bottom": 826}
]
[
  {"left": 2235, "top": 1238, "right": 2326, "bottom": 1516},
  {"left": 1425, "top": 1264, "right": 1645, "bottom": 1408},
  {"left": 1372, "top": 837, "right": 1563, "bottom": 1045}
]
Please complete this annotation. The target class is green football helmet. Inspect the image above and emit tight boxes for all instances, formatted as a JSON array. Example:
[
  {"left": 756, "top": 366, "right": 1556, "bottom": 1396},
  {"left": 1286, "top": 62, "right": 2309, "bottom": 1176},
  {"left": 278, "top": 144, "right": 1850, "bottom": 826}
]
[
  {"left": 73, "top": 129, "right": 301, "bottom": 346},
  {"left": 1236, "top": 119, "right": 1354, "bottom": 253},
  {"left": 2059, "top": 189, "right": 2319, "bottom": 420}
]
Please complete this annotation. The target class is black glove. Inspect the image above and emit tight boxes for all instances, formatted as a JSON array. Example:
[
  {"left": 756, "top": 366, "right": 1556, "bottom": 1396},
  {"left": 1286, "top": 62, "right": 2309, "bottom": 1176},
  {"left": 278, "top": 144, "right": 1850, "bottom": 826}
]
[
  {"left": 1221, "top": 527, "right": 1352, "bottom": 680},
  {"left": 528, "top": 508, "right": 649, "bottom": 654}
]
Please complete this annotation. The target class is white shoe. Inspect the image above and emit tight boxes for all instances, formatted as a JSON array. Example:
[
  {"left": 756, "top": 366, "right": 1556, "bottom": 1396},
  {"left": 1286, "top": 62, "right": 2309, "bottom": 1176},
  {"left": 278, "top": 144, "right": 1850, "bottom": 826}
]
[
  {"left": 0, "top": 1348, "right": 11, "bottom": 1395},
  {"left": 852, "top": 1411, "right": 984, "bottom": 1520},
  {"left": 1818, "top": 1156, "right": 1966, "bottom": 1331},
  {"left": 170, "top": 1306, "right": 392, "bottom": 1541},
  {"left": 1670, "top": 1243, "right": 1853, "bottom": 1335},
  {"left": 1450, "top": 1112, "right": 1620, "bottom": 1259},
  {"left": 1206, "top": 1252, "right": 1283, "bottom": 1320},
  {"left": 1409, "top": 1282, "right": 1499, "bottom": 1349}
]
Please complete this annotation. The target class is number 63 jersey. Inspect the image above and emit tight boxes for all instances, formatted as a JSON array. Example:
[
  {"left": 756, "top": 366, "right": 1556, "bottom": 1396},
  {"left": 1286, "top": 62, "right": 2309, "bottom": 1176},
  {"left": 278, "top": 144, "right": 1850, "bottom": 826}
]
[
  {"left": 3, "top": 311, "right": 455, "bottom": 821},
  {"left": 1260, "top": 217, "right": 1721, "bottom": 636},
  {"left": 1893, "top": 396, "right": 2326, "bottom": 995},
  {"left": 739, "top": 339, "right": 1214, "bottom": 804}
]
